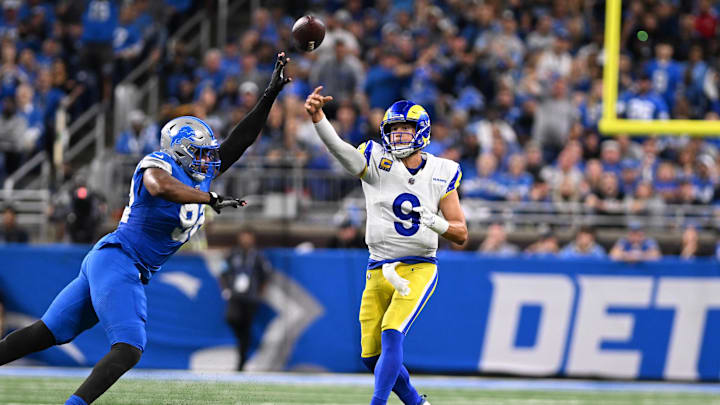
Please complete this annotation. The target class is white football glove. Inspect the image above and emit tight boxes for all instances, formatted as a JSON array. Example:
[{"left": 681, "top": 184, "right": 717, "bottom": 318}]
[
  {"left": 412, "top": 206, "right": 450, "bottom": 235},
  {"left": 382, "top": 262, "right": 410, "bottom": 296}
]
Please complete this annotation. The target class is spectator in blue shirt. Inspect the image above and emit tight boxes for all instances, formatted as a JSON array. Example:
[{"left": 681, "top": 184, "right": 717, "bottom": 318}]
[
  {"left": 617, "top": 74, "right": 670, "bottom": 120},
  {"left": 692, "top": 155, "right": 717, "bottom": 204},
  {"left": 114, "top": 110, "right": 159, "bottom": 155},
  {"left": 645, "top": 42, "right": 683, "bottom": 110},
  {"left": 461, "top": 153, "right": 506, "bottom": 200},
  {"left": 610, "top": 222, "right": 661, "bottom": 262},
  {"left": 578, "top": 79, "right": 603, "bottom": 130},
  {"left": 194, "top": 48, "right": 227, "bottom": 92},
  {"left": 15, "top": 83, "right": 42, "bottom": 151},
  {"left": 653, "top": 161, "right": 679, "bottom": 202},
  {"left": 559, "top": 226, "right": 607, "bottom": 258},
  {"left": 363, "top": 51, "right": 410, "bottom": 109},
  {"left": 600, "top": 140, "right": 623, "bottom": 176},
  {"left": 80, "top": 0, "right": 118, "bottom": 102},
  {"left": 113, "top": 4, "right": 143, "bottom": 80},
  {"left": 501, "top": 153, "right": 534, "bottom": 201}
]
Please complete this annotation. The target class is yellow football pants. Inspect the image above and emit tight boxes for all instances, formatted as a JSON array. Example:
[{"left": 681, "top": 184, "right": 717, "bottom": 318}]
[{"left": 359, "top": 262, "right": 438, "bottom": 358}]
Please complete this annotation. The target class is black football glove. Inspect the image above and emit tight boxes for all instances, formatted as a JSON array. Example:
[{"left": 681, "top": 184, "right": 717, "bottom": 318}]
[
  {"left": 207, "top": 192, "right": 246, "bottom": 214},
  {"left": 265, "top": 52, "right": 292, "bottom": 95}
]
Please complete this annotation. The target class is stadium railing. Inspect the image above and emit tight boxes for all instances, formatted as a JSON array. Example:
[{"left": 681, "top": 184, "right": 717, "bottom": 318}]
[{"left": 100, "top": 155, "right": 720, "bottom": 232}]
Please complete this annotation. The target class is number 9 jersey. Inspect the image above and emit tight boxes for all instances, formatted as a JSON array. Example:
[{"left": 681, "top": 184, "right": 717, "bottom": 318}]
[
  {"left": 99, "top": 151, "right": 212, "bottom": 283},
  {"left": 357, "top": 140, "right": 462, "bottom": 269}
]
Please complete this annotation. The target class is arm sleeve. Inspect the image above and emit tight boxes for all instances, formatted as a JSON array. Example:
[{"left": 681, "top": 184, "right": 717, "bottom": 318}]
[
  {"left": 217, "top": 89, "right": 279, "bottom": 174},
  {"left": 313, "top": 116, "right": 367, "bottom": 177}
]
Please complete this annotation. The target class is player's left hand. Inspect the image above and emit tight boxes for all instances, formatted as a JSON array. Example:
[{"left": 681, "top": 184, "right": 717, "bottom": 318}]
[
  {"left": 207, "top": 192, "right": 246, "bottom": 214},
  {"left": 412, "top": 206, "right": 449, "bottom": 235},
  {"left": 267, "top": 52, "right": 292, "bottom": 94}
]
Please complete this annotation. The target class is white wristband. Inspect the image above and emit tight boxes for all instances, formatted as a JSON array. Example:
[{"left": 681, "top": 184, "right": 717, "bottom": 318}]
[{"left": 428, "top": 214, "right": 450, "bottom": 235}]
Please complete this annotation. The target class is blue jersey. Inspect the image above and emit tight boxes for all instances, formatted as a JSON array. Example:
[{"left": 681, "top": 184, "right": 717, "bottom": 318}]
[
  {"left": 99, "top": 151, "right": 211, "bottom": 281},
  {"left": 81, "top": 0, "right": 118, "bottom": 44},
  {"left": 617, "top": 91, "right": 669, "bottom": 120},
  {"left": 645, "top": 60, "right": 683, "bottom": 109}
]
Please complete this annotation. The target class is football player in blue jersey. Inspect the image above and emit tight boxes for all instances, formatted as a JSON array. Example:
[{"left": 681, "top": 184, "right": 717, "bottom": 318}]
[{"left": 0, "top": 53, "right": 292, "bottom": 405}]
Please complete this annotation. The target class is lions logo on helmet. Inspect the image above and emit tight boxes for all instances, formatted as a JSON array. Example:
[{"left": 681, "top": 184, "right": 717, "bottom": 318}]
[
  {"left": 380, "top": 100, "right": 431, "bottom": 158},
  {"left": 160, "top": 116, "right": 220, "bottom": 181}
]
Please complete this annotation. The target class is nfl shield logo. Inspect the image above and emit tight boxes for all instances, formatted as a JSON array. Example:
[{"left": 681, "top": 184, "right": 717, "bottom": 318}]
[{"left": 408, "top": 178, "right": 415, "bottom": 185}]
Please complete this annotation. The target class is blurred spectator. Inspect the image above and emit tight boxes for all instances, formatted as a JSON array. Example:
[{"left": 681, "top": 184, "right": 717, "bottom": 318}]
[
  {"left": 310, "top": 40, "right": 364, "bottom": 116},
  {"left": 195, "top": 48, "right": 226, "bottom": 92},
  {"left": 617, "top": 74, "right": 669, "bottom": 120},
  {"left": 559, "top": 226, "right": 606, "bottom": 258},
  {"left": 219, "top": 229, "right": 272, "bottom": 371},
  {"left": 462, "top": 153, "right": 505, "bottom": 200},
  {"left": 502, "top": 153, "right": 533, "bottom": 201},
  {"left": 532, "top": 78, "right": 576, "bottom": 161},
  {"left": 0, "top": 96, "right": 29, "bottom": 175},
  {"left": 680, "top": 224, "right": 699, "bottom": 259},
  {"left": 645, "top": 42, "right": 683, "bottom": 109},
  {"left": 80, "top": 0, "right": 118, "bottom": 102},
  {"left": 364, "top": 50, "right": 410, "bottom": 110},
  {"left": 66, "top": 181, "right": 106, "bottom": 244},
  {"left": 600, "top": 140, "right": 623, "bottom": 176},
  {"left": 0, "top": 205, "right": 28, "bottom": 243},
  {"left": 327, "top": 220, "right": 365, "bottom": 249},
  {"left": 113, "top": 3, "right": 144, "bottom": 80},
  {"left": 610, "top": 222, "right": 661, "bottom": 262},
  {"left": 536, "top": 33, "right": 572, "bottom": 81},
  {"left": 115, "top": 110, "right": 159, "bottom": 155},
  {"left": 524, "top": 226, "right": 559, "bottom": 257},
  {"left": 478, "top": 222, "right": 518, "bottom": 257}
]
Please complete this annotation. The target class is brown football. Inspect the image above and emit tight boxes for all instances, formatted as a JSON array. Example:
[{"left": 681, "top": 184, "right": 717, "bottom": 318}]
[{"left": 292, "top": 15, "right": 325, "bottom": 52}]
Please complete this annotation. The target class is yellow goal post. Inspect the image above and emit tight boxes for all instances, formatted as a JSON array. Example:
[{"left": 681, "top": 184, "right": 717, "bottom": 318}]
[{"left": 598, "top": 0, "right": 720, "bottom": 136}]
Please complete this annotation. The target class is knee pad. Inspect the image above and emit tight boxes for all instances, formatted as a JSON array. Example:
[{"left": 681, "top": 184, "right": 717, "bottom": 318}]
[{"left": 111, "top": 343, "right": 142, "bottom": 370}]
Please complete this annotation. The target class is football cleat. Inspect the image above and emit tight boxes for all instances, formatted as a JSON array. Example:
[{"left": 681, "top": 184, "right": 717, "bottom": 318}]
[{"left": 419, "top": 394, "right": 431, "bottom": 405}]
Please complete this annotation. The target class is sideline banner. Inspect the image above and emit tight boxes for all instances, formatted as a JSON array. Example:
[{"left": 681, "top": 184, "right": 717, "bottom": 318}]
[{"left": 1, "top": 246, "right": 718, "bottom": 381}]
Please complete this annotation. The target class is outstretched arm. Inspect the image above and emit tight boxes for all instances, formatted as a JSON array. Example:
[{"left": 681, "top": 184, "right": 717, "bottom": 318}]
[
  {"left": 217, "top": 52, "right": 292, "bottom": 174},
  {"left": 143, "top": 168, "right": 243, "bottom": 212},
  {"left": 305, "top": 86, "right": 367, "bottom": 177}
]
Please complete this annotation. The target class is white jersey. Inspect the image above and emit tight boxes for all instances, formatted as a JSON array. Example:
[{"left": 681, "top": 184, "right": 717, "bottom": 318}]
[{"left": 357, "top": 140, "right": 462, "bottom": 268}]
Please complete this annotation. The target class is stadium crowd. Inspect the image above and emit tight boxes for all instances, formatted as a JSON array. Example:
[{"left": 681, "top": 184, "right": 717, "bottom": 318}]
[
  {"left": 2, "top": 0, "right": 720, "bottom": 258},
  {"left": 0, "top": 0, "right": 198, "bottom": 181},
  {"left": 122, "top": 0, "right": 720, "bottom": 223}
]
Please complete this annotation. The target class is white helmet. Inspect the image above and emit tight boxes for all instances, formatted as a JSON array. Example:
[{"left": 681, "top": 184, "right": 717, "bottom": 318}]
[{"left": 160, "top": 116, "right": 220, "bottom": 181}]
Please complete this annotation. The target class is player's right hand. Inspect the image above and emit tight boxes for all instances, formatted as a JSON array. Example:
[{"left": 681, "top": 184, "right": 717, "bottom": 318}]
[
  {"left": 305, "top": 86, "right": 333, "bottom": 123},
  {"left": 382, "top": 262, "right": 411, "bottom": 296},
  {"left": 207, "top": 191, "right": 246, "bottom": 214}
]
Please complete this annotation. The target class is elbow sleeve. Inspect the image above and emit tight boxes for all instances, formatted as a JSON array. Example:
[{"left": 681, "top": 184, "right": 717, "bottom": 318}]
[{"left": 313, "top": 117, "right": 367, "bottom": 176}]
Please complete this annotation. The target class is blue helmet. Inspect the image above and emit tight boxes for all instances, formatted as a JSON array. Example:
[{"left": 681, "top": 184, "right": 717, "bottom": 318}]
[
  {"left": 380, "top": 100, "right": 431, "bottom": 158},
  {"left": 160, "top": 116, "right": 220, "bottom": 181}
]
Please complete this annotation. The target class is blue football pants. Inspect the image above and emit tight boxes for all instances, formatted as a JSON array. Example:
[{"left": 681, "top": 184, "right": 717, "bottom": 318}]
[{"left": 41, "top": 245, "right": 148, "bottom": 351}]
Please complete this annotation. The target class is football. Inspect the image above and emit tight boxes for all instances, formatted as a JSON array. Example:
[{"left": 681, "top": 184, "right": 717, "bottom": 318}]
[{"left": 292, "top": 15, "right": 325, "bottom": 52}]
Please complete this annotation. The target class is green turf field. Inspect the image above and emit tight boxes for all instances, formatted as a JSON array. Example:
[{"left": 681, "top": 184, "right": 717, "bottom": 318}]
[{"left": 1, "top": 377, "right": 719, "bottom": 405}]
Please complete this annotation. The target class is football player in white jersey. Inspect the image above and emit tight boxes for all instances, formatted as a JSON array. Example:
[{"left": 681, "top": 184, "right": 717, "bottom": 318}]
[{"left": 305, "top": 86, "right": 467, "bottom": 405}]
